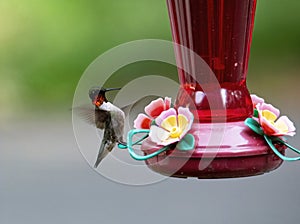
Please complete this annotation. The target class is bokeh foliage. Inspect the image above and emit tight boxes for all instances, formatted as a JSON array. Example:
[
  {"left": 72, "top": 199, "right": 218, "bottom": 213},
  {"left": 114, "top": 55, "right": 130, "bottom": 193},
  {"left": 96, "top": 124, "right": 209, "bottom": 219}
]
[{"left": 0, "top": 0, "right": 299, "bottom": 117}]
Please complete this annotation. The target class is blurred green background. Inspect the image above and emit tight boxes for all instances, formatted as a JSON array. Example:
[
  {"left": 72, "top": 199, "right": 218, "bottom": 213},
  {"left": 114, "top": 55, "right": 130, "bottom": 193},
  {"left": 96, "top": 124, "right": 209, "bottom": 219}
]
[{"left": 1, "top": 0, "right": 300, "bottom": 121}]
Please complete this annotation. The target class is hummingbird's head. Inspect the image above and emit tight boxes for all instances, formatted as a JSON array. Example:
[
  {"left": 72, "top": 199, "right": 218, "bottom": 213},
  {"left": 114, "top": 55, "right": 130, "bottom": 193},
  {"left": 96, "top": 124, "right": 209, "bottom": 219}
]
[{"left": 89, "top": 87, "right": 121, "bottom": 107}]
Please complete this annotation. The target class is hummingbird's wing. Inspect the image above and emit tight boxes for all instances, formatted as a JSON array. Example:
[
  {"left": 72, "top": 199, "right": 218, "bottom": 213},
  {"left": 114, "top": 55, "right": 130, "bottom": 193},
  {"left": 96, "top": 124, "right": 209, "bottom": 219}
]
[
  {"left": 94, "top": 108, "right": 111, "bottom": 129},
  {"left": 73, "top": 105, "right": 111, "bottom": 129}
]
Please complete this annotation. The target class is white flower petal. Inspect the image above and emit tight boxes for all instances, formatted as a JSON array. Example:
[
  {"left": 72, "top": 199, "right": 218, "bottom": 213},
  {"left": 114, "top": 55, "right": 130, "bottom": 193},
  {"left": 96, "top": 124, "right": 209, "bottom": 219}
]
[{"left": 149, "top": 125, "right": 170, "bottom": 145}]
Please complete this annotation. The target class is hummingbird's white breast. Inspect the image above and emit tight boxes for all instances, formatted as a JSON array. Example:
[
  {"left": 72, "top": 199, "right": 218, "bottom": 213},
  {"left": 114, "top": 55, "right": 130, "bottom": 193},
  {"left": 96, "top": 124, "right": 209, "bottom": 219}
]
[{"left": 99, "top": 102, "right": 125, "bottom": 141}]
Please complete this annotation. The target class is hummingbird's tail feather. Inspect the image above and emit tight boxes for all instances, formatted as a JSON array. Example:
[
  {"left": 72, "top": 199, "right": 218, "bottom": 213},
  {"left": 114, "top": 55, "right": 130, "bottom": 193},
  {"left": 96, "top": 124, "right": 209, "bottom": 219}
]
[
  {"left": 94, "top": 155, "right": 103, "bottom": 168},
  {"left": 94, "top": 140, "right": 106, "bottom": 168},
  {"left": 94, "top": 140, "right": 117, "bottom": 168},
  {"left": 94, "top": 151, "right": 108, "bottom": 168}
]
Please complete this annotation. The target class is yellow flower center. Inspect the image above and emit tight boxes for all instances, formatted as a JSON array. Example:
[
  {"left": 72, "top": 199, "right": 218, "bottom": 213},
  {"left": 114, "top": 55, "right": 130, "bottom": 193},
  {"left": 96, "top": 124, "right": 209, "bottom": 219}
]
[
  {"left": 262, "top": 109, "right": 289, "bottom": 133},
  {"left": 161, "top": 114, "right": 189, "bottom": 139},
  {"left": 170, "top": 126, "right": 182, "bottom": 138},
  {"left": 262, "top": 110, "right": 277, "bottom": 123}
]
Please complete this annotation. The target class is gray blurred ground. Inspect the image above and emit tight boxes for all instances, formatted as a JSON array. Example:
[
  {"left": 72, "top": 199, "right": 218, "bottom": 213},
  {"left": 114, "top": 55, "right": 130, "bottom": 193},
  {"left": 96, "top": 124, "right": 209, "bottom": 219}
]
[{"left": 2, "top": 80, "right": 300, "bottom": 224}]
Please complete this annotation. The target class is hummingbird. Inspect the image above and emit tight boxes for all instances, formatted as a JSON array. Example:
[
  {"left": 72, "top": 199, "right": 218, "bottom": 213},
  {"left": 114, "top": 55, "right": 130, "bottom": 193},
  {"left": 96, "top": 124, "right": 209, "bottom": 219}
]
[
  {"left": 74, "top": 86, "right": 160, "bottom": 168},
  {"left": 88, "top": 87, "right": 125, "bottom": 168}
]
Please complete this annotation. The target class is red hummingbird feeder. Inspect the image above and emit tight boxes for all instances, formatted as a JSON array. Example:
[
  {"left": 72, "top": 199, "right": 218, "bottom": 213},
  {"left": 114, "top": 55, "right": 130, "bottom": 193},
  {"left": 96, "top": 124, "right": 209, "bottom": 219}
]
[
  {"left": 138, "top": 0, "right": 285, "bottom": 178},
  {"left": 73, "top": 0, "right": 299, "bottom": 182}
]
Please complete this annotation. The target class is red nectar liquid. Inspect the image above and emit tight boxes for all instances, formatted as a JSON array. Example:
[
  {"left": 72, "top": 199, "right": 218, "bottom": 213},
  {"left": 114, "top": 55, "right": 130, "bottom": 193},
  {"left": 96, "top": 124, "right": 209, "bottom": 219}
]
[{"left": 167, "top": 0, "right": 257, "bottom": 122}]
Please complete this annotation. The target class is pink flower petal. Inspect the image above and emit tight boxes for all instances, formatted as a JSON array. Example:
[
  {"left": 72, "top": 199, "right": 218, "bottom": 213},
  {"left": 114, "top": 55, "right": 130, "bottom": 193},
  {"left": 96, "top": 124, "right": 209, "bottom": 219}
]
[
  {"left": 272, "top": 131, "right": 296, "bottom": 137},
  {"left": 250, "top": 94, "right": 264, "bottom": 106},
  {"left": 279, "top": 116, "right": 296, "bottom": 132},
  {"left": 287, "top": 131, "right": 296, "bottom": 137},
  {"left": 164, "top": 97, "right": 171, "bottom": 110},
  {"left": 133, "top": 114, "right": 151, "bottom": 129},
  {"left": 178, "top": 107, "right": 194, "bottom": 137},
  {"left": 274, "top": 116, "right": 296, "bottom": 136},
  {"left": 257, "top": 103, "right": 280, "bottom": 118},
  {"left": 258, "top": 105, "right": 296, "bottom": 137},
  {"left": 155, "top": 108, "right": 177, "bottom": 127},
  {"left": 145, "top": 98, "right": 165, "bottom": 118},
  {"left": 178, "top": 107, "right": 193, "bottom": 122}
]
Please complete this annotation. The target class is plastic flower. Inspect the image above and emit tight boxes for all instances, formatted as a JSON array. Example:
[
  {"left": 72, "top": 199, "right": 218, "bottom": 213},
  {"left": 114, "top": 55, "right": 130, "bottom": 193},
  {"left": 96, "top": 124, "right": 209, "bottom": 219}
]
[
  {"left": 149, "top": 107, "right": 194, "bottom": 146},
  {"left": 134, "top": 97, "right": 171, "bottom": 129},
  {"left": 257, "top": 103, "right": 296, "bottom": 137},
  {"left": 250, "top": 94, "right": 265, "bottom": 107}
]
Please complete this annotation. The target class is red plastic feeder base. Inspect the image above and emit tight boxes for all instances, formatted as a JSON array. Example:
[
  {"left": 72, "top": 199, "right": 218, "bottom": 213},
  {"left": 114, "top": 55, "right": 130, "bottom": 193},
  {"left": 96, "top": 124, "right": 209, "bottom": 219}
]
[
  {"left": 145, "top": 152, "right": 284, "bottom": 179},
  {"left": 143, "top": 122, "right": 285, "bottom": 179}
]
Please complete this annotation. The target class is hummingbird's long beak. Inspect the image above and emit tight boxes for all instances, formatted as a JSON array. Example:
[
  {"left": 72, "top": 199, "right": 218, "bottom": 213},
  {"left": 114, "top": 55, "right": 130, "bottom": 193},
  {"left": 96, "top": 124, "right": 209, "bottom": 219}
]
[{"left": 104, "top": 87, "right": 121, "bottom": 92}]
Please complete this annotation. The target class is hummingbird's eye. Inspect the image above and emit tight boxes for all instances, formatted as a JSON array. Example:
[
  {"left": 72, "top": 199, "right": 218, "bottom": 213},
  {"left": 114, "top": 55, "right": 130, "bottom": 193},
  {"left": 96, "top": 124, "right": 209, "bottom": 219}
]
[{"left": 89, "top": 88, "right": 100, "bottom": 100}]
